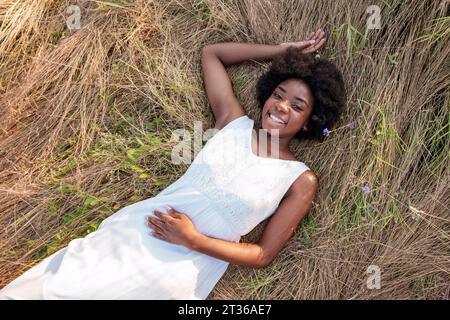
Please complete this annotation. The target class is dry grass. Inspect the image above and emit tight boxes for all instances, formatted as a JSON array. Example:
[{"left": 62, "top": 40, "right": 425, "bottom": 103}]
[{"left": 0, "top": 0, "right": 449, "bottom": 299}]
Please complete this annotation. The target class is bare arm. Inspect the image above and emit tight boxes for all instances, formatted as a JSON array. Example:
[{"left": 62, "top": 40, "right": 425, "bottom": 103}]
[
  {"left": 188, "top": 171, "right": 318, "bottom": 268},
  {"left": 147, "top": 172, "right": 318, "bottom": 268},
  {"left": 200, "top": 43, "right": 286, "bottom": 130},
  {"left": 200, "top": 30, "right": 324, "bottom": 130},
  {"left": 203, "top": 42, "right": 286, "bottom": 67}
]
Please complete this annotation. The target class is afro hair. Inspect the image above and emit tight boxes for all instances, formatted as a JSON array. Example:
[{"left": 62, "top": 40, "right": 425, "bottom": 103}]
[{"left": 255, "top": 46, "right": 347, "bottom": 141}]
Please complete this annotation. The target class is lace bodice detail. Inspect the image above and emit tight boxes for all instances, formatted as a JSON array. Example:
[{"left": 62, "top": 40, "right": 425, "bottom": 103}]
[{"left": 181, "top": 115, "right": 311, "bottom": 236}]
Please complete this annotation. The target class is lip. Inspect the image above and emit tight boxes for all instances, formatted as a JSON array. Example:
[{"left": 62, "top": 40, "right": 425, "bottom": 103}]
[{"left": 266, "top": 111, "right": 287, "bottom": 126}]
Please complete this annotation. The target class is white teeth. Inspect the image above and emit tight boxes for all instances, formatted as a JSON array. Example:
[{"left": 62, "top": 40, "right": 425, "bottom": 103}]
[{"left": 269, "top": 113, "right": 285, "bottom": 124}]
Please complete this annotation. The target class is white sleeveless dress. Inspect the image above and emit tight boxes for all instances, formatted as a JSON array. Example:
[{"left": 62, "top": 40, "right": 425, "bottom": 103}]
[{"left": 0, "top": 115, "right": 310, "bottom": 300}]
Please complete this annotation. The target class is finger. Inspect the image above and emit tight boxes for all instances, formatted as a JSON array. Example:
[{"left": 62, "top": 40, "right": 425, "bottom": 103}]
[
  {"left": 302, "top": 46, "right": 314, "bottom": 54},
  {"left": 311, "top": 29, "right": 320, "bottom": 42},
  {"left": 167, "top": 206, "right": 181, "bottom": 219},
  {"left": 298, "top": 39, "right": 316, "bottom": 49},
  {"left": 147, "top": 213, "right": 165, "bottom": 224},
  {"left": 168, "top": 210, "right": 179, "bottom": 219},
  {"left": 318, "top": 30, "right": 325, "bottom": 41},
  {"left": 152, "top": 230, "right": 165, "bottom": 240},
  {"left": 154, "top": 226, "right": 166, "bottom": 236},
  {"left": 154, "top": 210, "right": 170, "bottom": 222},
  {"left": 302, "top": 44, "right": 317, "bottom": 54},
  {"left": 303, "top": 37, "right": 326, "bottom": 53},
  {"left": 147, "top": 218, "right": 164, "bottom": 231},
  {"left": 312, "top": 37, "right": 326, "bottom": 51},
  {"left": 314, "top": 29, "right": 325, "bottom": 42},
  {"left": 148, "top": 223, "right": 165, "bottom": 235},
  {"left": 303, "top": 47, "right": 315, "bottom": 54},
  {"left": 305, "top": 31, "right": 315, "bottom": 40}
]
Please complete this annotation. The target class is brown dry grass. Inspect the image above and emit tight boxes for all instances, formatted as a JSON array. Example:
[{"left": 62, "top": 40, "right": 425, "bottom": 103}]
[{"left": 0, "top": 0, "right": 449, "bottom": 299}]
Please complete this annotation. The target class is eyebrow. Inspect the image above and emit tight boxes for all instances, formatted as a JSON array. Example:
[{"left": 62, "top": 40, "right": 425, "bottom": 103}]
[{"left": 277, "top": 86, "right": 310, "bottom": 106}]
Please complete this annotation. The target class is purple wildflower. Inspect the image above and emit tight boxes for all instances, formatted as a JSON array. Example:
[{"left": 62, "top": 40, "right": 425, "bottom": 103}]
[
  {"left": 323, "top": 128, "right": 330, "bottom": 137},
  {"left": 346, "top": 121, "right": 357, "bottom": 129},
  {"left": 368, "top": 205, "right": 375, "bottom": 214},
  {"left": 362, "top": 185, "right": 371, "bottom": 194}
]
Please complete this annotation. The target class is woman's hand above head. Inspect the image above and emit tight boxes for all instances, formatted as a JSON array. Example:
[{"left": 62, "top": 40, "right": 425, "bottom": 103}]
[
  {"left": 145, "top": 206, "right": 199, "bottom": 249},
  {"left": 279, "top": 29, "right": 326, "bottom": 54}
]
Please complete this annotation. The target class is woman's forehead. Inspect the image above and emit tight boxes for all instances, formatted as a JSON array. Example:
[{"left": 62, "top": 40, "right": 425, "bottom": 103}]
[{"left": 275, "top": 79, "right": 314, "bottom": 104}]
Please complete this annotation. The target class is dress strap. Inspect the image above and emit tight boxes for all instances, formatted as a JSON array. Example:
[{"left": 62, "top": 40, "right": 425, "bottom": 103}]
[{"left": 205, "top": 115, "right": 250, "bottom": 145}]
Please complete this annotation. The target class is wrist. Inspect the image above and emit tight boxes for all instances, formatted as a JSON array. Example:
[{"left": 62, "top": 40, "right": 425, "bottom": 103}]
[{"left": 187, "top": 232, "right": 203, "bottom": 251}]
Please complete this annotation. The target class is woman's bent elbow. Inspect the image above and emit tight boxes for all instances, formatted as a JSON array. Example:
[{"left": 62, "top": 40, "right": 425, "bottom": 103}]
[
  {"left": 255, "top": 258, "right": 270, "bottom": 269},
  {"left": 255, "top": 249, "right": 272, "bottom": 269}
]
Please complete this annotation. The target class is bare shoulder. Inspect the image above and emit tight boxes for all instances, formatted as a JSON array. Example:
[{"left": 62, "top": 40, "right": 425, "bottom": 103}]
[{"left": 285, "top": 170, "right": 318, "bottom": 198}]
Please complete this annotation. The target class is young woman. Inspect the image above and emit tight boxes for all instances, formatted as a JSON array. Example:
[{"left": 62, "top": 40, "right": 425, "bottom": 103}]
[{"left": 0, "top": 29, "right": 346, "bottom": 300}]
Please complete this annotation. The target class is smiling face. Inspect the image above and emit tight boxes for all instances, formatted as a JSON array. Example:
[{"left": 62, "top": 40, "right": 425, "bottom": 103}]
[{"left": 261, "top": 78, "right": 314, "bottom": 138}]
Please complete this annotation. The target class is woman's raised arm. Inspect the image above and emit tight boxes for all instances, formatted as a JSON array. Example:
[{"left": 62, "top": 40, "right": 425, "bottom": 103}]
[
  {"left": 200, "top": 31, "right": 324, "bottom": 130},
  {"left": 200, "top": 42, "right": 286, "bottom": 130}
]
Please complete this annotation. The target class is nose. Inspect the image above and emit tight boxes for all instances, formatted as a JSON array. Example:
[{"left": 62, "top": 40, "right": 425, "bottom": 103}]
[{"left": 276, "top": 100, "right": 290, "bottom": 113}]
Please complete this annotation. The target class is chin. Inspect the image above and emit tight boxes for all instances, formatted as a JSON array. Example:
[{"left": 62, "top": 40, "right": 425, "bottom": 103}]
[{"left": 262, "top": 116, "right": 286, "bottom": 136}]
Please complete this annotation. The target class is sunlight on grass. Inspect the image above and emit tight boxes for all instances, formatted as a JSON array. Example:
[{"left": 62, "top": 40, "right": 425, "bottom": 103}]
[{"left": 0, "top": 0, "right": 448, "bottom": 299}]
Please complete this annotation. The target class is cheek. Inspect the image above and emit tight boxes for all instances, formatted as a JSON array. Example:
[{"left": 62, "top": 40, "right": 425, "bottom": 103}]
[
  {"left": 287, "top": 112, "right": 308, "bottom": 129},
  {"left": 261, "top": 103, "right": 272, "bottom": 117}
]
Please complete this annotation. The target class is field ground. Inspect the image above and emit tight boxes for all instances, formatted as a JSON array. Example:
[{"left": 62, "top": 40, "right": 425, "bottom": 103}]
[{"left": 0, "top": 0, "right": 449, "bottom": 299}]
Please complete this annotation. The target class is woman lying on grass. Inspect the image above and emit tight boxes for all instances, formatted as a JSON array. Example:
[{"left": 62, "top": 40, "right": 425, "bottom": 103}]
[{"left": 1, "top": 29, "right": 346, "bottom": 300}]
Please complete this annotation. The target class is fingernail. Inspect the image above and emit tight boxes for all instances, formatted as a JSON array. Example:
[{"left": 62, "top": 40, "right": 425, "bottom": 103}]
[{"left": 310, "top": 40, "right": 316, "bottom": 43}]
